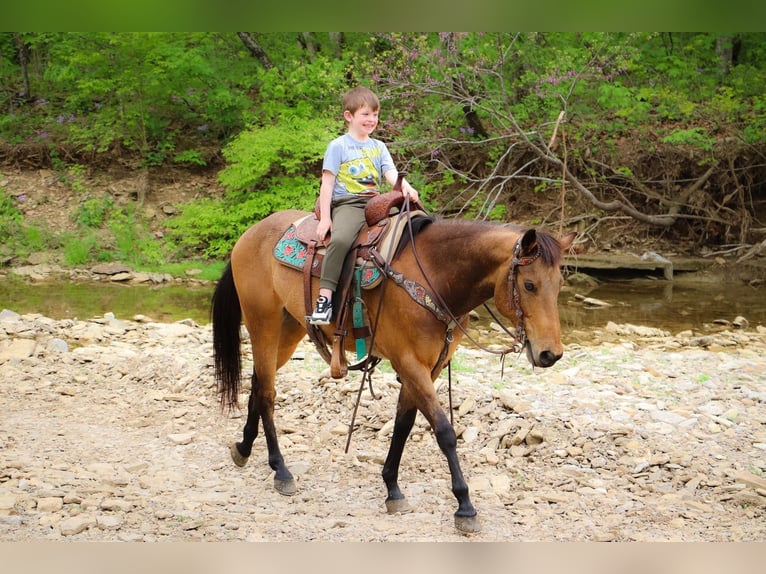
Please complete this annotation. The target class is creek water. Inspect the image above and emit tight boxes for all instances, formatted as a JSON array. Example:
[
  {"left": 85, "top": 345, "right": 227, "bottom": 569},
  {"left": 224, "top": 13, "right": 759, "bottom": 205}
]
[{"left": 1, "top": 275, "right": 764, "bottom": 337}]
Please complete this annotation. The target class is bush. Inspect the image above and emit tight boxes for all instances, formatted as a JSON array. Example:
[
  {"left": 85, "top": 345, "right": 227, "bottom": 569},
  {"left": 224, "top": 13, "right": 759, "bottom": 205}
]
[{"left": 165, "top": 175, "right": 318, "bottom": 259}]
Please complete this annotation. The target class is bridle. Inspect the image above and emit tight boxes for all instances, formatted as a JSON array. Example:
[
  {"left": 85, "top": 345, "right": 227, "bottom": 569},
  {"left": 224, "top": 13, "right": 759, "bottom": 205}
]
[{"left": 506, "top": 236, "right": 542, "bottom": 351}]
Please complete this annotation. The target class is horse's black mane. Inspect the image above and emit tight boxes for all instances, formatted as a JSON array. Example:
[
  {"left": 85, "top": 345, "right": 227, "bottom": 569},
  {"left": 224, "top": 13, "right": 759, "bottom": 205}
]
[
  {"left": 394, "top": 214, "right": 435, "bottom": 258},
  {"left": 396, "top": 216, "right": 562, "bottom": 265}
]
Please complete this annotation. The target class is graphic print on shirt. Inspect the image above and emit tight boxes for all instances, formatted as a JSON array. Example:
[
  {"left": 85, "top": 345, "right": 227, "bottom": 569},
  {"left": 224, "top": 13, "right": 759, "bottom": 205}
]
[{"left": 337, "top": 149, "right": 382, "bottom": 194}]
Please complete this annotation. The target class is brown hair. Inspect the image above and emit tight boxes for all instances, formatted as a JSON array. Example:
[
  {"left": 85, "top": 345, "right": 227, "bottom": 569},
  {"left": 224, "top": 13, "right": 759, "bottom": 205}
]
[{"left": 342, "top": 86, "right": 380, "bottom": 115}]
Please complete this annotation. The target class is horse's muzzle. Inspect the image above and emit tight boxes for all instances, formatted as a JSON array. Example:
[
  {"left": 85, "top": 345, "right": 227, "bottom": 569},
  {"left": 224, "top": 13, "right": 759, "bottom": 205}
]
[{"left": 527, "top": 344, "right": 562, "bottom": 368}]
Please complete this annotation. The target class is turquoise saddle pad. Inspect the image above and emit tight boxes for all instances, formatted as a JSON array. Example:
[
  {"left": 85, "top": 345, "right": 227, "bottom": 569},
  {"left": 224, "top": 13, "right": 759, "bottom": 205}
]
[{"left": 273, "top": 224, "right": 381, "bottom": 289}]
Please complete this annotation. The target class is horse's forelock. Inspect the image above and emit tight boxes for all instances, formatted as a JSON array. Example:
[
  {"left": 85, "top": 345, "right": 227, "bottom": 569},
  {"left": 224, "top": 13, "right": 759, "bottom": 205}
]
[{"left": 534, "top": 230, "right": 563, "bottom": 267}]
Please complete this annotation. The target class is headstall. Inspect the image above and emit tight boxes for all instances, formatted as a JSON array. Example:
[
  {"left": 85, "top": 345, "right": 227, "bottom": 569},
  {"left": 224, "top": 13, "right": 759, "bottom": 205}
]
[{"left": 507, "top": 238, "right": 541, "bottom": 350}]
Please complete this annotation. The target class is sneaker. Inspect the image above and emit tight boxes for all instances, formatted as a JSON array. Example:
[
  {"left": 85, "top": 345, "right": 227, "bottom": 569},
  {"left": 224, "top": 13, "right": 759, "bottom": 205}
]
[{"left": 309, "top": 295, "right": 332, "bottom": 325}]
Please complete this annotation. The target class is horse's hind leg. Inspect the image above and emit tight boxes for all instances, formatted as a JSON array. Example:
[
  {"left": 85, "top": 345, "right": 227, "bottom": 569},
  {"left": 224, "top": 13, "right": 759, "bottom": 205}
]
[
  {"left": 231, "top": 314, "right": 304, "bottom": 495},
  {"left": 231, "top": 379, "right": 259, "bottom": 467},
  {"left": 232, "top": 367, "right": 297, "bottom": 495},
  {"left": 381, "top": 398, "right": 417, "bottom": 515}
]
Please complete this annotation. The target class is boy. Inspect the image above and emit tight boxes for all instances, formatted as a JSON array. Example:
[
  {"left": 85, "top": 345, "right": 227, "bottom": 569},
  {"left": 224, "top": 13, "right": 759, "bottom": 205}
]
[{"left": 309, "top": 86, "right": 419, "bottom": 325}]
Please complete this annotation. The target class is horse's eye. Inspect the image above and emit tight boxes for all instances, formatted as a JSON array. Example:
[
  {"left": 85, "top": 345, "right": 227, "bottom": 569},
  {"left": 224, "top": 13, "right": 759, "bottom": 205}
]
[{"left": 524, "top": 280, "right": 536, "bottom": 293}]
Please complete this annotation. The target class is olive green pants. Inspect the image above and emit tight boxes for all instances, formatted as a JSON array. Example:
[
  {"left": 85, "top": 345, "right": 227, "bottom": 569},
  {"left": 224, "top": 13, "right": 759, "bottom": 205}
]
[{"left": 319, "top": 195, "right": 371, "bottom": 292}]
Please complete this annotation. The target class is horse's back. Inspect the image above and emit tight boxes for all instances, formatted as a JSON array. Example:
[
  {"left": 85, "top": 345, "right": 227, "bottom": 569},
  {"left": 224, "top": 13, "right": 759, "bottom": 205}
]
[{"left": 230, "top": 209, "right": 311, "bottom": 321}]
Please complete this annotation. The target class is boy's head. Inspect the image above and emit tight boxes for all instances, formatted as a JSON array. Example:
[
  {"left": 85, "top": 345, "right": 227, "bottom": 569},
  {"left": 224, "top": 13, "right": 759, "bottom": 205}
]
[{"left": 342, "top": 87, "right": 380, "bottom": 118}]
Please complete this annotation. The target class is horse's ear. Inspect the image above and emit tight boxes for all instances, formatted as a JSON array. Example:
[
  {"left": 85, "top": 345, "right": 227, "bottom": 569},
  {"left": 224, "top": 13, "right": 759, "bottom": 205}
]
[
  {"left": 520, "top": 228, "right": 538, "bottom": 255},
  {"left": 558, "top": 232, "right": 576, "bottom": 250}
]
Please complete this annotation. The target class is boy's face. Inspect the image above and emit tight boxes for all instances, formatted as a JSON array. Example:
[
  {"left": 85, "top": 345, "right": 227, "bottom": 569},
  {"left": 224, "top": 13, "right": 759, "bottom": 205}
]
[{"left": 344, "top": 105, "right": 379, "bottom": 139}]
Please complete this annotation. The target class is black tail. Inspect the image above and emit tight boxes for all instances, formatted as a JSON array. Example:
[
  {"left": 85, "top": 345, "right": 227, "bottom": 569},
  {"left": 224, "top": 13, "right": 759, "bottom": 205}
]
[{"left": 211, "top": 262, "right": 242, "bottom": 411}]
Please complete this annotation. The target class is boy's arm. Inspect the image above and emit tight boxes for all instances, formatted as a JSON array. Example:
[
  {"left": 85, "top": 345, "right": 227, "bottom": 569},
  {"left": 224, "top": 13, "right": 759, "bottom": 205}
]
[{"left": 316, "top": 170, "right": 335, "bottom": 240}]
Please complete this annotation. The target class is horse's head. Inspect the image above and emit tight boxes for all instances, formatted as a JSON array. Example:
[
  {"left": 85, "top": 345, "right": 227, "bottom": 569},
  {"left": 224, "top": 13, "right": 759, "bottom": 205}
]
[{"left": 495, "top": 228, "right": 576, "bottom": 368}]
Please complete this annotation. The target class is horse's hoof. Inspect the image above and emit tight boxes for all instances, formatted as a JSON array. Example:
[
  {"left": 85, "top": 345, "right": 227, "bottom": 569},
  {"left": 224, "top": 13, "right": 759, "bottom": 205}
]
[
  {"left": 230, "top": 443, "right": 249, "bottom": 467},
  {"left": 385, "top": 498, "right": 413, "bottom": 515},
  {"left": 455, "top": 513, "right": 481, "bottom": 534},
  {"left": 274, "top": 477, "right": 297, "bottom": 496}
]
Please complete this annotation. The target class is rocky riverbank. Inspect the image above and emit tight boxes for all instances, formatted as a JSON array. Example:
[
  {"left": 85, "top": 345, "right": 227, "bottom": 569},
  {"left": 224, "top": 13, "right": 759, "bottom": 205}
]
[{"left": 1, "top": 309, "right": 765, "bottom": 541}]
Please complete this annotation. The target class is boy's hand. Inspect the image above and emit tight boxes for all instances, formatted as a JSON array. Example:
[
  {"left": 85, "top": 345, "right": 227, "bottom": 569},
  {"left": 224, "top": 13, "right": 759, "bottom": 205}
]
[
  {"left": 402, "top": 181, "right": 419, "bottom": 203},
  {"left": 317, "top": 218, "right": 332, "bottom": 241}
]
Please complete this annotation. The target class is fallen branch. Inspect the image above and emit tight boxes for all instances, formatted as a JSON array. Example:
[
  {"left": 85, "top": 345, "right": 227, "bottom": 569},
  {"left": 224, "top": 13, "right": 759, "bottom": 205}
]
[{"left": 737, "top": 239, "right": 766, "bottom": 263}]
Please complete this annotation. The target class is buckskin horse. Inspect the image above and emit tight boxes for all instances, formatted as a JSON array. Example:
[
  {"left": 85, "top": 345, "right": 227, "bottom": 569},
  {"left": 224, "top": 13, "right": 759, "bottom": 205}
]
[{"left": 211, "top": 207, "right": 575, "bottom": 533}]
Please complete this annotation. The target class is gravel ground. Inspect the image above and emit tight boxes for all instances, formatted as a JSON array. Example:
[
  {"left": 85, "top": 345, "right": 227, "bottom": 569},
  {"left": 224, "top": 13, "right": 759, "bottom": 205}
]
[{"left": 1, "top": 310, "right": 765, "bottom": 541}]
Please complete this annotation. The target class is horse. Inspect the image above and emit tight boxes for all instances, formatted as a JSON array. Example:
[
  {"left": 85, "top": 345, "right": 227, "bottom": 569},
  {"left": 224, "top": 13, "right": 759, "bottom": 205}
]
[{"left": 211, "top": 208, "right": 575, "bottom": 533}]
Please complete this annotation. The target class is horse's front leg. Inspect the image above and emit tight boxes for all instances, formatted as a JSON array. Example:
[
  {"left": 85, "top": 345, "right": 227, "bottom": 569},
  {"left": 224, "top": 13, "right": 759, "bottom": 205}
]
[
  {"left": 430, "top": 407, "right": 479, "bottom": 533},
  {"left": 383, "top": 377, "right": 479, "bottom": 533}
]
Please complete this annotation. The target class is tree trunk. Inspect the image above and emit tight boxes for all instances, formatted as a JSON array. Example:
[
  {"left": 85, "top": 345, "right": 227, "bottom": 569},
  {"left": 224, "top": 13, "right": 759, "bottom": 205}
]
[
  {"left": 715, "top": 35, "right": 733, "bottom": 80},
  {"left": 13, "top": 33, "right": 32, "bottom": 102},
  {"left": 237, "top": 32, "right": 273, "bottom": 70},
  {"left": 298, "top": 32, "right": 317, "bottom": 59},
  {"left": 328, "top": 32, "right": 345, "bottom": 59}
]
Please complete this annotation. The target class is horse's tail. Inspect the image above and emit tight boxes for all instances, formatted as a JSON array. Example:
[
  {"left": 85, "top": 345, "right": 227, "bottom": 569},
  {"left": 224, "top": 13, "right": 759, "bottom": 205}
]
[{"left": 211, "top": 262, "right": 242, "bottom": 411}]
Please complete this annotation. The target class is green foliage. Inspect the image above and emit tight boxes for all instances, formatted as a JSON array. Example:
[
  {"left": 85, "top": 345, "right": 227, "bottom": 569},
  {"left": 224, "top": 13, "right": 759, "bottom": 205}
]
[
  {"left": 107, "top": 206, "right": 167, "bottom": 267},
  {"left": 72, "top": 194, "right": 114, "bottom": 228},
  {"left": 143, "top": 260, "right": 227, "bottom": 282},
  {"left": 165, "top": 175, "right": 317, "bottom": 258},
  {"left": 0, "top": 188, "right": 23, "bottom": 242},
  {"left": 661, "top": 127, "right": 716, "bottom": 152},
  {"left": 0, "top": 188, "right": 56, "bottom": 256},
  {"left": 61, "top": 231, "right": 100, "bottom": 266},
  {"left": 173, "top": 149, "right": 207, "bottom": 167},
  {"left": 2, "top": 31, "right": 766, "bottom": 267},
  {"left": 219, "top": 114, "right": 333, "bottom": 192}
]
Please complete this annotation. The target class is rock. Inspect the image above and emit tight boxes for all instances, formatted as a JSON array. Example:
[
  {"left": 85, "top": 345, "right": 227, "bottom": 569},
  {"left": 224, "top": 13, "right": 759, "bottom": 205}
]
[
  {"left": 458, "top": 397, "right": 475, "bottom": 417},
  {"left": 490, "top": 474, "right": 511, "bottom": 495},
  {"left": 649, "top": 410, "right": 688, "bottom": 425},
  {"left": 735, "top": 471, "right": 766, "bottom": 491},
  {"left": 461, "top": 426, "right": 479, "bottom": 444},
  {"left": 97, "top": 514, "right": 124, "bottom": 530},
  {"left": 496, "top": 389, "right": 532, "bottom": 413},
  {"left": 732, "top": 316, "right": 749, "bottom": 328},
  {"left": 0, "top": 309, "right": 21, "bottom": 322},
  {"left": 36, "top": 497, "right": 64, "bottom": 513},
  {"left": 91, "top": 263, "right": 132, "bottom": 275},
  {"left": 526, "top": 427, "right": 545, "bottom": 445},
  {"left": 168, "top": 433, "right": 195, "bottom": 445},
  {"left": 46, "top": 338, "right": 69, "bottom": 353},
  {"left": 0, "top": 493, "right": 17, "bottom": 515},
  {"left": 0, "top": 338, "right": 37, "bottom": 362},
  {"left": 59, "top": 516, "right": 95, "bottom": 536},
  {"left": 101, "top": 498, "right": 133, "bottom": 512},
  {"left": 574, "top": 294, "right": 612, "bottom": 307},
  {"left": 1, "top": 309, "right": 765, "bottom": 542},
  {"left": 110, "top": 272, "right": 133, "bottom": 282}
]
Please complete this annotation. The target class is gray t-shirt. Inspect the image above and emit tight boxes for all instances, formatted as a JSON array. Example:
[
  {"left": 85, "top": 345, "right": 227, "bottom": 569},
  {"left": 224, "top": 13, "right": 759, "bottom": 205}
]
[{"left": 322, "top": 133, "right": 396, "bottom": 200}]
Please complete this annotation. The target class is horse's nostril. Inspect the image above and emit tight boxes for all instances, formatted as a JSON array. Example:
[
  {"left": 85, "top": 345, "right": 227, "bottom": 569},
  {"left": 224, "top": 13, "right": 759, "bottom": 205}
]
[{"left": 538, "top": 350, "right": 562, "bottom": 368}]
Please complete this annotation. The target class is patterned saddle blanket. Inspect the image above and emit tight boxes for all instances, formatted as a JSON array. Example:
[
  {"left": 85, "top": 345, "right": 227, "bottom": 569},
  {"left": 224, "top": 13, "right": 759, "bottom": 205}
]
[{"left": 273, "top": 211, "right": 426, "bottom": 289}]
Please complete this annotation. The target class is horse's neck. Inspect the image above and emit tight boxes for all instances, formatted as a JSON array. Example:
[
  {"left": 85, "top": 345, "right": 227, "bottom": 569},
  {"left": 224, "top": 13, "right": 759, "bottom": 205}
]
[{"left": 424, "top": 222, "right": 517, "bottom": 314}]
